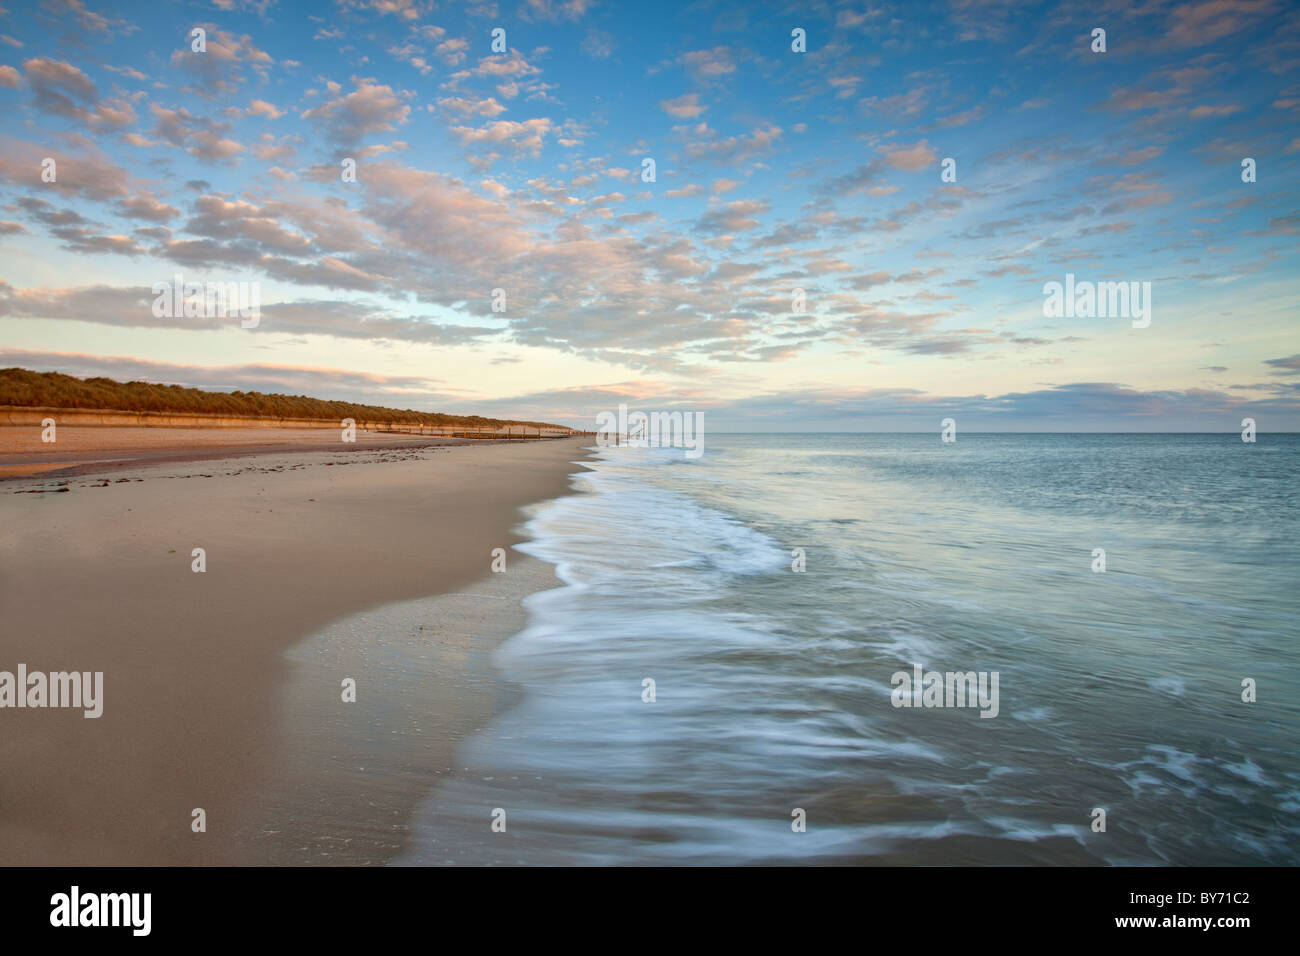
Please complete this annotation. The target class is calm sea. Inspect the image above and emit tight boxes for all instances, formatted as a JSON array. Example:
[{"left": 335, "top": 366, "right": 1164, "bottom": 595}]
[{"left": 402, "top": 433, "right": 1299, "bottom": 865}]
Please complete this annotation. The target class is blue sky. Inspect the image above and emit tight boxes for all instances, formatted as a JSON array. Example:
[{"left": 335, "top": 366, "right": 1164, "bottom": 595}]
[{"left": 0, "top": 0, "right": 1297, "bottom": 430}]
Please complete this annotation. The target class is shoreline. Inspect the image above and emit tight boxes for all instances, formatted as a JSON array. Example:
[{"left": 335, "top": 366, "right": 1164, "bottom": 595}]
[
  {"left": 240, "top": 550, "right": 566, "bottom": 865},
  {"left": 0, "top": 433, "right": 592, "bottom": 865}
]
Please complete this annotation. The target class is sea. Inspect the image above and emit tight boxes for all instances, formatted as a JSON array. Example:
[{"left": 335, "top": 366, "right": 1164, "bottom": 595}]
[{"left": 400, "top": 433, "right": 1300, "bottom": 865}]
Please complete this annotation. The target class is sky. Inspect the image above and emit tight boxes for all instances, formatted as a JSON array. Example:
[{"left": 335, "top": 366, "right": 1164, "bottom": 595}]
[{"left": 0, "top": 0, "right": 1297, "bottom": 431}]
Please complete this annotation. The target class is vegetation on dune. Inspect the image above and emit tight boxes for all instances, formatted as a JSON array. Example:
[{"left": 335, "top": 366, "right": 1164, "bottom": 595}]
[{"left": 0, "top": 368, "right": 564, "bottom": 430}]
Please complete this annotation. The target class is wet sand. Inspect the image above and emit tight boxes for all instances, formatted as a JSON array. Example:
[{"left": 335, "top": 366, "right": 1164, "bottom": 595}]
[{"left": 0, "top": 434, "right": 590, "bottom": 865}]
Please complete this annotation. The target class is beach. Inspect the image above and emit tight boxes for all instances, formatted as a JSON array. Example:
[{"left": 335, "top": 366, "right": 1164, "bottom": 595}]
[
  {"left": 0, "top": 431, "right": 590, "bottom": 865},
  {"left": 0, "top": 424, "right": 514, "bottom": 479},
  {"left": 3, "top": 431, "right": 1295, "bottom": 868}
]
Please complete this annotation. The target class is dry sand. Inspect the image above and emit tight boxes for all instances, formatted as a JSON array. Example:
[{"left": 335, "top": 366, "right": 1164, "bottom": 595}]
[
  {"left": 0, "top": 434, "right": 591, "bottom": 865},
  {"left": 0, "top": 425, "right": 501, "bottom": 479}
]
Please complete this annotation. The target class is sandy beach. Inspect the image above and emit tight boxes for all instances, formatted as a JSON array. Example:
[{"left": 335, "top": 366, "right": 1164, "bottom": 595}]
[
  {"left": 0, "top": 425, "right": 515, "bottom": 479},
  {"left": 0, "top": 431, "right": 590, "bottom": 865}
]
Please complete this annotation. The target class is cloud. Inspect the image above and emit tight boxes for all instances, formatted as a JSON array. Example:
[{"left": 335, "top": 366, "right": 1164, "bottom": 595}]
[
  {"left": 0, "top": 283, "right": 184, "bottom": 326},
  {"left": 859, "top": 88, "right": 929, "bottom": 119},
  {"left": 749, "top": 221, "right": 818, "bottom": 249},
  {"left": 818, "top": 160, "right": 885, "bottom": 196},
  {"left": 116, "top": 191, "right": 179, "bottom": 222},
  {"left": 881, "top": 140, "right": 938, "bottom": 172},
  {"left": 445, "top": 50, "right": 544, "bottom": 99},
  {"left": 0, "top": 282, "right": 506, "bottom": 345},
  {"left": 1189, "top": 104, "right": 1244, "bottom": 118},
  {"left": 22, "top": 57, "right": 135, "bottom": 128},
  {"left": 435, "top": 38, "right": 469, "bottom": 66},
  {"left": 679, "top": 47, "right": 735, "bottom": 81},
  {"left": 661, "top": 93, "right": 706, "bottom": 119},
  {"left": 183, "top": 195, "right": 314, "bottom": 253},
  {"left": 450, "top": 118, "right": 553, "bottom": 156},
  {"left": 38, "top": 0, "right": 130, "bottom": 35},
  {"left": 523, "top": 0, "right": 593, "bottom": 21},
  {"left": 346, "top": 0, "right": 420, "bottom": 20},
  {"left": 436, "top": 95, "right": 507, "bottom": 118},
  {"left": 169, "top": 27, "right": 272, "bottom": 98},
  {"left": 253, "top": 134, "right": 298, "bottom": 162},
  {"left": 1264, "top": 354, "right": 1300, "bottom": 375},
  {"left": 933, "top": 104, "right": 988, "bottom": 128},
  {"left": 12, "top": 196, "right": 88, "bottom": 226},
  {"left": 389, "top": 41, "right": 435, "bottom": 75},
  {"left": 50, "top": 227, "right": 145, "bottom": 257},
  {"left": 1117, "top": 146, "right": 1164, "bottom": 165},
  {"left": 247, "top": 99, "right": 285, "bottom": 119},
  {"left": 0, "top": 136, "right": 130, "bottom": 199},
  {"left": 581, "top": 29, "right": 615, "bottom": 58},
  {"left": 684, "top": 123, "right": 782, "bottom": 165},
  {"left": 151, "top": 104, "right": 245, "bottom": 163},
  {"left": 301, "top": 79, "right": 412, "bottom": 145},
  {"left": 1166, "top": 0, "right": 1278, "bottom": 47},
  {"left": 694, "top": 199, "right": 770, "bottom": 235}
]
